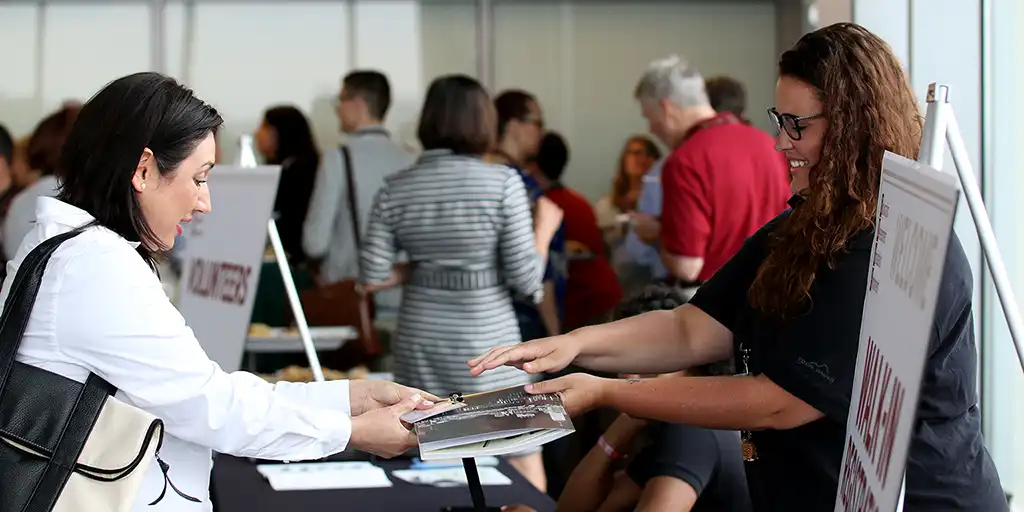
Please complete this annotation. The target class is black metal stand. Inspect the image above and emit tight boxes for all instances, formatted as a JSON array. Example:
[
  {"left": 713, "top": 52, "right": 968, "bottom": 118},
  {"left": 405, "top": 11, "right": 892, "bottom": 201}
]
[{"left": 462, "top": 457, "right": 487, "bottom": 511}]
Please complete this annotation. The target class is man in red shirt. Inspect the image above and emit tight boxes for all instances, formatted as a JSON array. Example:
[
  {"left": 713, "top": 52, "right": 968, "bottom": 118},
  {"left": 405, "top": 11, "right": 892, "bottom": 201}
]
[
  {"left": 526, "top": 132, "right": 623, "bottom": 330},
  {"left": 632, "top": 56, "right": 790, "bottom": 284}
]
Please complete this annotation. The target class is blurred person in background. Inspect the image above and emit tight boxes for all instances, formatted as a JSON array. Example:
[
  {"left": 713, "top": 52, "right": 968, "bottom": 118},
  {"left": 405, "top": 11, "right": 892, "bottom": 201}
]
[
  {"left": 0, "top": 123, "right": 16, "bottom": 272},
  {"left": 304, "top": 70, "right": 413, "bottom": 313},
  {"left": 705, "top": 75, "right": 750, "bottom": 124},
  {"left": 254, "top": 105, "right": 319, "bottom": 264},
  {"left": 360, "top": 75, "right": 562, "bottom": 491},
  {"left": 630, "top": 55, "right": 789, "bottom": 295},
  {"left": 3, "top": 104, "right": 80, "bottom": 259},
  {"left": 0, "top": 124, "right": 15, "bottom": 211},
  {"left": 618, "top": 76, "right": 756, "bottom": 296},
  {"left": 606, "top": 135, "right": 665, "bottom": 296},
  {"left": 529, "top": 131, "right": 622, "bottom": 331},
  {"left": 593, "top": 135, "right": 661, "bottom": 248},
  {"left": 490, "top": 90, "right": 567, "bottom": 341}
]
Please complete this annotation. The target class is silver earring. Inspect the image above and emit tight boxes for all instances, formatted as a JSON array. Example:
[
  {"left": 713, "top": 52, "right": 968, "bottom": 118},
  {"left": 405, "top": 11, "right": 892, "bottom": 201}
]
[{"left": 141, "top": 183, "right": 147, "bottom": 190}]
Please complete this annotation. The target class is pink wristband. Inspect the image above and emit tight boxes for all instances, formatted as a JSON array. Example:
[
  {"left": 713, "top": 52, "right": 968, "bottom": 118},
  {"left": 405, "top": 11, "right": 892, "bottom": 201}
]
[{"left": 598, "top": 436, "right": 625, "bottom": 460}]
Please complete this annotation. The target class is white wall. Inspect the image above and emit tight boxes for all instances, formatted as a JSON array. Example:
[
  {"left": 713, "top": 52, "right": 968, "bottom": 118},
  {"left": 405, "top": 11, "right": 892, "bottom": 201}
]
[
  {"left": 0, "top": 0, "right": 462, "bottom": 162},
  {"left": 493, "top": 1, "right": 779, "bottom": 202},
  {"left": 0, "top": 3, "right": 152, "bottom": 137},
  {"left": 984, "top": 0, "right": 1024, "bottom": 501},
  {"left": 1, "top": 0, "right": 779, "bottom": 205}
]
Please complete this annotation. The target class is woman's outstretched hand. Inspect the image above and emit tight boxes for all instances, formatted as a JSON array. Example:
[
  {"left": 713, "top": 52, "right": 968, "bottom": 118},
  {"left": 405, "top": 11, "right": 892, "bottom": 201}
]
[
  {"left": 467, "top": 334, "right": 581, "bottom": 376},
  {"left": 524, "top": 373, "right": 610, "bottom": 418}
]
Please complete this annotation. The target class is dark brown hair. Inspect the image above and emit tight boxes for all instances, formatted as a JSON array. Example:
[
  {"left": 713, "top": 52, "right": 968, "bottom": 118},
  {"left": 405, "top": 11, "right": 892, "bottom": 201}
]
[
  {"left": 342, "top": 70, "right": 391, "bottom": 120},
  {"left": 748, "top": 22, "right": 922, "bottom": 318},
  {"left": 612, "top": 135, "right": 661, "bottom": 212},
  {"left": 28, "top": 105, "right": 80, "bottom": 177},
  {"left": 58, "top": 72, "right": 222, "bottom": 270},
  {"left": 417, "top": 74, "right": 495, "bottom": 156},
  {"left": 705, "top": 75, "right": 747, "bottom": 119},
  {"left": 494, "top": 90, "right": 536, "bottom": 140}
]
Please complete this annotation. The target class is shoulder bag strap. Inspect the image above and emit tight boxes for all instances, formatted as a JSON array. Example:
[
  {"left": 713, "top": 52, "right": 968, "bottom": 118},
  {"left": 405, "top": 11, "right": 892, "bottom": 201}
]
[
  {"left": 341, "top": 146, "right": 363, "bottom": 271},
  {"left": 0, "top": 228, "right": 104, "bottom": 394}
]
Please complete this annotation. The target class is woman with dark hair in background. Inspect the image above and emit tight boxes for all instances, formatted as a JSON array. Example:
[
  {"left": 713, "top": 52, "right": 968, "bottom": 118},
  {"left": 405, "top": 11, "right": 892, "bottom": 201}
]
[
  {"left": 254, "top": 105, "right": 320, "bottom": 263},
  {"left": 0, "top": 72, "right": 435, "bottom": 511},
  {"left": 2, "top": 104, "right": 79, "bottom": 259},
  {"left": 471, "top": 23, "right": 1006, "bottom": 511},
  {"left": 359, "top": 74, "right": 563, "bottom": 490},
  {"left": 0, "top": 124, "right": 17, "bottom": 258}
]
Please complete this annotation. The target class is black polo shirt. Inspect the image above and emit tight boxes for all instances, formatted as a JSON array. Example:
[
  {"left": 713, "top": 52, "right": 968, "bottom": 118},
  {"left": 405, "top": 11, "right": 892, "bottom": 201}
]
[
  {"left": 689, "top": 206, "right": 1006, "bottom": 511},
  {"left": 626, "top": 422, "right": 752, "bottom": 512}
]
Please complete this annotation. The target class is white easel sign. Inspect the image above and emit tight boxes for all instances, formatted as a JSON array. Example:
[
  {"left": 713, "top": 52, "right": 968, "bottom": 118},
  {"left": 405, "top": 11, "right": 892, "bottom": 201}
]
[
  {"left": 177, "top": 165, "right": 282, "bottom": 373},
  {"left": 834, "top": 152, "right": 960, "bottom": 512}
]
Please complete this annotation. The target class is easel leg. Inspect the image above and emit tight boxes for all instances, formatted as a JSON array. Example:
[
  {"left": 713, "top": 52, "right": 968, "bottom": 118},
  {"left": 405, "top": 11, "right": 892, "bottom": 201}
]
[{"left": 463, "top": 458, "right": 487, "bottom": 511}]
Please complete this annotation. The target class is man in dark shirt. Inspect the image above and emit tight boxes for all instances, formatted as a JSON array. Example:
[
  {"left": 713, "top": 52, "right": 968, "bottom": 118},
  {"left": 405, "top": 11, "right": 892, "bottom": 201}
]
[
  {"left": 627, "top": 422, "right": 750, "bottom": 512},
  {"left": 689, "top": 202, "right": 1005, "bottom": 511},
  {"left": 528, "top": 132, "right": 622, "bottom": 330}
]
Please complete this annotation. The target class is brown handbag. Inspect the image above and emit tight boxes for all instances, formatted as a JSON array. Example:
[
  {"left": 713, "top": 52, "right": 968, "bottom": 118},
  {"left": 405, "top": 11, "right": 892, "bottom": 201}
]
[{"left": 290, "top": 146, "right": 380, "bottom": 360}]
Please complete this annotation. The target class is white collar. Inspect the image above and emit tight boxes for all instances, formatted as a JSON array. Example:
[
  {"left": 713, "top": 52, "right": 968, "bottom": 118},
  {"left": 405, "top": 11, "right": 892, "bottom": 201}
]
[{"left": 35, "top": 197, "right": 143, "bottom": 249}]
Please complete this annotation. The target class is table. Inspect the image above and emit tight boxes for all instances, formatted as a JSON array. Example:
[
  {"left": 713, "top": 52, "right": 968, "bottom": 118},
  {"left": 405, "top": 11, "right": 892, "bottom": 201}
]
[
  {"left": 212, "top": 455, "right": 556, "bottom": 512},
  {"left": 245, "top": 326, "right": 357, "bottom": 353},
  {"left": 243, "top": 326, "right": 357, "bottom": 370}
]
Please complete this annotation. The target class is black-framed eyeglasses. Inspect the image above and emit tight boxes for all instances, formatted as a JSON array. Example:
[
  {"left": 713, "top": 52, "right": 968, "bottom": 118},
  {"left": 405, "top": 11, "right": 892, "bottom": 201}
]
[{"left": 767, "top": 107, "right": 823, "bottom": 141}]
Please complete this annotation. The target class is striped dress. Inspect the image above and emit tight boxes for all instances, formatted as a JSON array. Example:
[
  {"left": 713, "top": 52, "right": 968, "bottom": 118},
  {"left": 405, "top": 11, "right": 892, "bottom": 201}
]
[{"left": 360, "top": 149, "right": 545, "bottom": 396}]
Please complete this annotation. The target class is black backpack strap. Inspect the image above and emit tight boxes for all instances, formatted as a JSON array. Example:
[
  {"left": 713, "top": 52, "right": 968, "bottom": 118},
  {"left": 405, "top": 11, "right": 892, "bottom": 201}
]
[
  {"left": 0, "top": 228, "right": 87, "bottom": 395},
  {"left": 340, "top": 145, "right": 361, "bottom": 250}
]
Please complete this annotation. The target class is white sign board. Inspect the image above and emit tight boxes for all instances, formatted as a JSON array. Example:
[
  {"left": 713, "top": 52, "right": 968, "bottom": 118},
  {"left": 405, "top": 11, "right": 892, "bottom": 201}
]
[
  {"left": 176, "top": 165, "right": 281, "bottom": 372},
  {"left": 834, "top": 152, "right": 960, "bottom": 512}
]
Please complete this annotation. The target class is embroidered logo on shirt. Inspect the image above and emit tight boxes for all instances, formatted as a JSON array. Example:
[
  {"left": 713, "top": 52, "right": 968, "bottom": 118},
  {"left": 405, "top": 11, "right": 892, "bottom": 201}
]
[{"left": 797, "top": 357, "right": 836, "bottom": 384}]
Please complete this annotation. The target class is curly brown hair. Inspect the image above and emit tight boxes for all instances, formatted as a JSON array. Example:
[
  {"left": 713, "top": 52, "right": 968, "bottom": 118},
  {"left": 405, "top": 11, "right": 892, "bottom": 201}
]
[{"left": 748, "top": 23, "right": 923, "bottom": 318}]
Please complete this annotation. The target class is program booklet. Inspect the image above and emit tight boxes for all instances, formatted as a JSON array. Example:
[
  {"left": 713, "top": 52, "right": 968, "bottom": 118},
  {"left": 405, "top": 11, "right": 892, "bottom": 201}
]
[{"left": 400, "top": 385, "right": 575, "bottom": 461}]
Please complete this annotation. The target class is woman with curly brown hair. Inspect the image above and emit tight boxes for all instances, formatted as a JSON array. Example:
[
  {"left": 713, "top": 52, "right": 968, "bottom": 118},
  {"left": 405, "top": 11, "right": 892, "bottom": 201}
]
[{"left": 469, "top": 22, "right": 1006, "bottom": 511}]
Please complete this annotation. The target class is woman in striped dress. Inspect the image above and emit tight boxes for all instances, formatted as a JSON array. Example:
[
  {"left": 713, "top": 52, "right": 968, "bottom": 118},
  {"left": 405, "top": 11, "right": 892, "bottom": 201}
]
[
  {"left": 360, "top": 75, "right": 562, "bottom": 401},
  {"left": 359, "top": 75, "right": 562, "bottom": 489}
]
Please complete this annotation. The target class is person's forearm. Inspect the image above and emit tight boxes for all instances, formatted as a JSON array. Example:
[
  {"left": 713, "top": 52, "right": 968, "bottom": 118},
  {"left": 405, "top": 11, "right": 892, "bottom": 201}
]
[
  {"left": 569, "top": 310, "right": 694, "bottom": 374},
  {"left": 557, "top": 448, "right": 618, "bottom": 512},
  {"left": 660, "top": 249, "right": 703, "bottom": 283},
  {"left": 534, "top": 229, "right": 553, "bottom": 262},
  {"left": 600, "top": 375, "right": 804, "bottom": 431},
  {"left": 539, "top": 282, "right": 561, "bottom": 336},
  {"left": 362, "top": 263, "right": 408, "bottom": 293},
  {"left": 558, "top": 422, "right": 638, "bottom": 512}
]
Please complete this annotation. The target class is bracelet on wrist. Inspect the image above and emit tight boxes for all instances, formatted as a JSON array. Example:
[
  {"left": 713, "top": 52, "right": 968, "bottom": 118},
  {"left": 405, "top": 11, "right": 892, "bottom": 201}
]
[{"left": 598, "top": 436, "right": 626, "bottom": 460}]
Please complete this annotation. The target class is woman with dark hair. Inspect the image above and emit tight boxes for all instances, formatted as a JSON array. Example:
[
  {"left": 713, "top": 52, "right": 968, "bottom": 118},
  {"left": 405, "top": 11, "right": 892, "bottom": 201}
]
[
  {"left": 359, "top": 74, "right": 562, "bottom": 490},
  {"left": 3, "top": 105, "right": 79, "bottom": 258},
  {"left": 254, "top": 105, "right": 319, "bottom": 263},
  {"left": 469, "top": 23, "right": 1006, "bottom": 511},
  {"left": 0, "top": 72, "right": 435, "bottom": 511}
]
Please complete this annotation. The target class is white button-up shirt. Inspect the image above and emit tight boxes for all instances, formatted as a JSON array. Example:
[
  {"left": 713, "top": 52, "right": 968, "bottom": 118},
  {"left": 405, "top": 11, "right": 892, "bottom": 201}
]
[{"left": 1, "top": 197, "right": 353, "bottom": 511}]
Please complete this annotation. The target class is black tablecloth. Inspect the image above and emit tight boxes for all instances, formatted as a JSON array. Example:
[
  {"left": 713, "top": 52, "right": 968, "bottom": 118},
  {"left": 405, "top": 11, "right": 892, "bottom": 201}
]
[{"left": 212, "top": 455, "right": 556, "bottom": 512}]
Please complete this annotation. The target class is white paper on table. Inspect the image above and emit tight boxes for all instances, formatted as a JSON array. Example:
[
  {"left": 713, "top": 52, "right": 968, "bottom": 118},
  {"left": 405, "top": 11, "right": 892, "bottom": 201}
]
[
  {"left": 390, "top": 466, "right": 513, "bottom": 487},
  {"left": 255, "top": 461, "right": 392, "bottom": 491}
]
